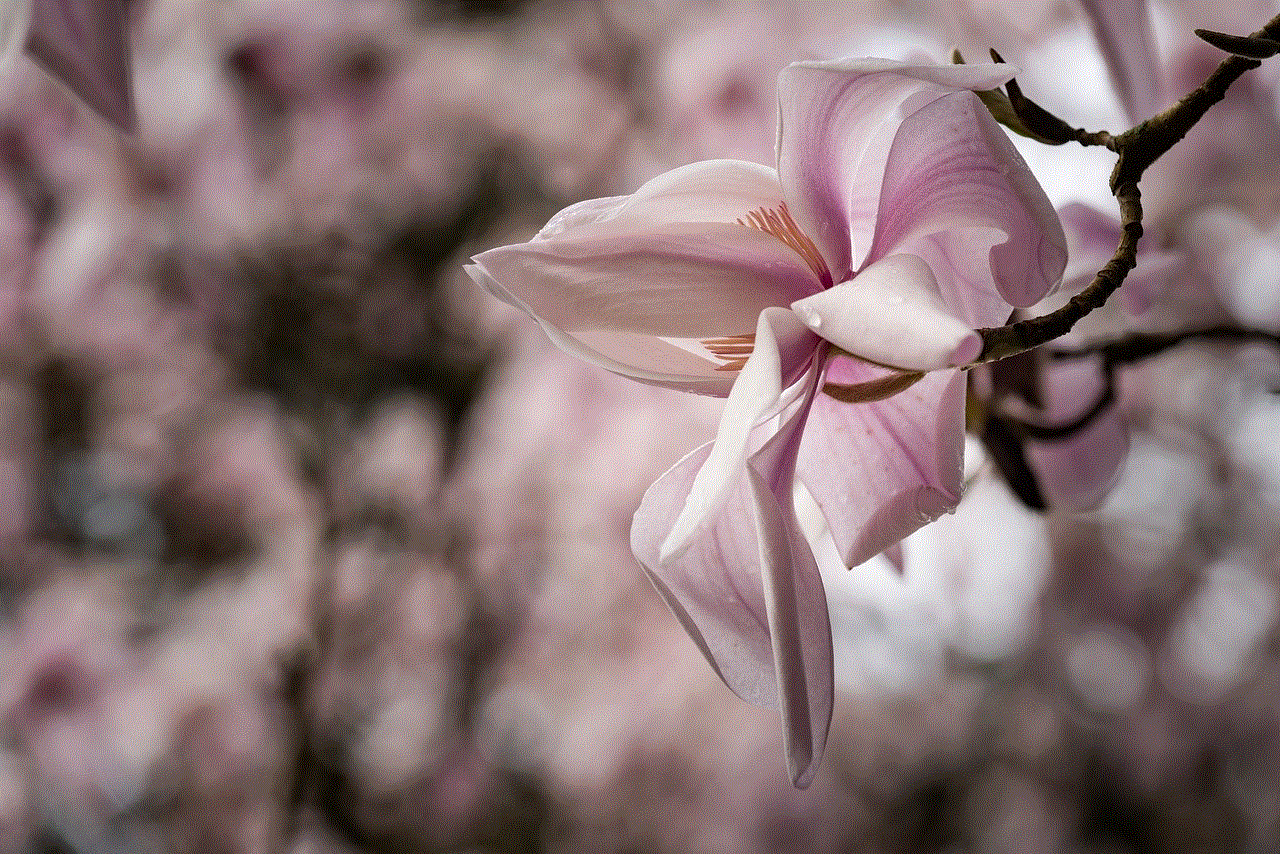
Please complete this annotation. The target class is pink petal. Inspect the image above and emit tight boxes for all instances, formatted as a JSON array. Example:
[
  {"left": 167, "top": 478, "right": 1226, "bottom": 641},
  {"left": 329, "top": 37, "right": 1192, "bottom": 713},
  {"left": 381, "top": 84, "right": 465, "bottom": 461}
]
[
  {"left": 470, "top": 222, "right": 821, "bottom": 395},
  {"left": 776, "top": 59, "right": 1017, "bottom": 281},
  {"left": 611, "top": 159, "right": 794, "bottom": 227},
  {"left": 1060, "top": 202, "right": 1122, "bottom": 256},
  {"left": 1078, "top": 0, "right": 1161, "bottom": 122},
  {"left": 534, "top": 160, "right": 787, "bottom": 236},
  {"left": 791, "top": 253, "right": 981, "bottom": 370},
  {"left": 1120, "top": 250, "right": 1185, "bottom": 318},
  {"left": 1059, "top": 202, "right": 1182, "bottom": 316},
  {"left": 662, "top": 308, "right": 817, "bottom": 559},
  {"left": 26, "top": 0, "right": 136, "bottom": 132},
  {"left": 1024, "top": 355, "right": 1129, "bottom": 510},
  {"left": 868, "top": 91, "right": 1067, "bottom": 324},
  {"left": 471, "top": 160, "right": 826, "bottom": 396},
  {"left": 797, "top": 358, "right": 966, "bottom": 568},
  {"left": 532, "top": 194, "right": 631, "bottom": 237},
  {"left": 632, "top": 366, "right": 832, "bottom": 787}
]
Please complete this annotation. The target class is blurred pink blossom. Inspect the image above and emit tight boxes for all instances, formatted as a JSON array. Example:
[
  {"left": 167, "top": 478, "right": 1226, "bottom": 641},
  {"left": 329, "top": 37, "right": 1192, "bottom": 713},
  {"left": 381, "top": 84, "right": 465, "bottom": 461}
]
[
  {"left": 1076, "top": 0, "right": 1161, "bottom": 122},
  {"left": 1186, "top": 205, "right": 1280, "bottom": 330},
  {"left": 1060, "top": 202, "right": 1187, "bottom": 318},
  {"left": 1009, "top": 351, "right": 1131, "bottom": 511},
  {"left": 16, "top": 0, "right": 136, "bottom": 131},
  {"left": 655, "top": 5, "right": 792, "bottom": 166}
]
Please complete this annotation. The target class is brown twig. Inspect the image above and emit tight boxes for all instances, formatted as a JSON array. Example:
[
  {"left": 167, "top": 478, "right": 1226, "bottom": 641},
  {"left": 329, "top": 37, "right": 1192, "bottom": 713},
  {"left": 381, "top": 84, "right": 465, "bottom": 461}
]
[
  {"left": 1050, "top": 326, "right": 1280, "bottom": 364},
  {"left": 974, "top": 11, "right": 1280, "bottom": 365}
]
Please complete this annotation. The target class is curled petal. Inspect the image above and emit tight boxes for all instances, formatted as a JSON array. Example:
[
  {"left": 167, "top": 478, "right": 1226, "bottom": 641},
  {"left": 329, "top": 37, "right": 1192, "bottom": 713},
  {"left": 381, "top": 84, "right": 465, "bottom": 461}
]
[
  {"left": 797, "top": 360, "right": 966, "bottom": 568},
  {"left": 869, "top": 91, "right": 1067, "bottom": 326},
  {"left": 632, "top": 364, "right": 832, "bottom": 787},
  {"left": 791, "top": 253, "right": 981, "bottom": 370},
  {"left": 777, "top": 58, "right": 1017, "bottom": 280},
  {"left": 661, "top": 308, "right": 817, "bottom": 559},
  {"left": 26, "top": 0, "right": 136, "bottom": 132}
]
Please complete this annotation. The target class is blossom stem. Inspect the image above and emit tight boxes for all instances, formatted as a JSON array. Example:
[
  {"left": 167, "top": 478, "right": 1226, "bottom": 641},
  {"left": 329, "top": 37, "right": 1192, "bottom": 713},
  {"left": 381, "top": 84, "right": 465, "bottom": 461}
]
[
  {"left": 990, "top": 324, "right": 1280, "bottom": 454},
  {"left": 1049, "top": 326, "right": 1280, "bottom": 365},
  {"left": 975, "top": 11, "right": 1280, "bottom": 365},
  {"left": 997, "top": 379, "right": 1117, "bottom": 444}
]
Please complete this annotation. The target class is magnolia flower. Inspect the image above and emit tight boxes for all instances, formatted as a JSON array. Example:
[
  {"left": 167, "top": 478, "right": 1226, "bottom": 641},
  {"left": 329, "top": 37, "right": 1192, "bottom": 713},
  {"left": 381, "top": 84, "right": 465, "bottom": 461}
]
[
  {"left": 0, "top": 0, "right": 135, "bottom": 132},
  {"left": 468, "top": 58, "right": 1066, "bottom": 785}
]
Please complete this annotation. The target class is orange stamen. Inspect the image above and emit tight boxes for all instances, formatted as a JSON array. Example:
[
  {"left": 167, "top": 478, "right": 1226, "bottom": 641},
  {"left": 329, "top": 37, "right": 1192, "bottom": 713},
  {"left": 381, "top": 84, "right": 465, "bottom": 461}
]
[
  {"left": 704, "top": 332, "right": 756, "bottom": 371},
  {"left": 736, "top": 201, "right": 831, "bottom": 286}
]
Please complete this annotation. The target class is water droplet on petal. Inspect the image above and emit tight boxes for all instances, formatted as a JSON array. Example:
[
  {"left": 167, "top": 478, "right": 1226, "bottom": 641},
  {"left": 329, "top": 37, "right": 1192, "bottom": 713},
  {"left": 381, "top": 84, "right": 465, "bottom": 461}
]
[{"left": 796, "top": 305, "right": 822, "bottom": 331}]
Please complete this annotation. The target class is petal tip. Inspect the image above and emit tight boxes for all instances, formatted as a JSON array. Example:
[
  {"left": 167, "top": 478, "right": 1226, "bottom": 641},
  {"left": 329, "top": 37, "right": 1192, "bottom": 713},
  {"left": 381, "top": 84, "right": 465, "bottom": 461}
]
[
  {"left": 789, "top": 753, "right": 818, "bottom": 789},
  {"left": 657, "top": 526, "right": 691, "bottom": 565},
  {"left": 462, "top": 260, "right": 504, "bottom": 300},
  {"left": 949, "top": 331, "right": 982, "bottom": 366},
  {"left": 658, "top": 494, "right": 710, "bottom": 564},
  {"left": 794, "top": 302, "right": 823, "bottom": 334}
]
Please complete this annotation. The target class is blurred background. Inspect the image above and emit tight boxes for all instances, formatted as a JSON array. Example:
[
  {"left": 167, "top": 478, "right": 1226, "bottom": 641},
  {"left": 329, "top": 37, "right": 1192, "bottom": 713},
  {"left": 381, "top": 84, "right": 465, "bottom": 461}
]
[{"left": 4, "top": 1, "right": 1280, "bottom": 851}]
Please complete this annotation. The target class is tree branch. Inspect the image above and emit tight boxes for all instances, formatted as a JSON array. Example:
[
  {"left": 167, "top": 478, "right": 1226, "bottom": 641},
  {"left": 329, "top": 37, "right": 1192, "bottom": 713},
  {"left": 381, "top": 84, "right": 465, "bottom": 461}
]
[{"left": 974, "top": 11, "right": 1280, "bottom": 365}]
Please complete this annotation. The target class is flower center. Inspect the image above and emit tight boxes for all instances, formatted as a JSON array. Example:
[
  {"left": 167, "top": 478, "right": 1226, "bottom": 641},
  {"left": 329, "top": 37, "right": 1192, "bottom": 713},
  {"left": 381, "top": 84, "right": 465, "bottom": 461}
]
[
  {"left": 736, "top": 202, "right": 832, "bottom": 287},
  {"left": 699, "top": 204, "right": 831, "bottom": 374}
]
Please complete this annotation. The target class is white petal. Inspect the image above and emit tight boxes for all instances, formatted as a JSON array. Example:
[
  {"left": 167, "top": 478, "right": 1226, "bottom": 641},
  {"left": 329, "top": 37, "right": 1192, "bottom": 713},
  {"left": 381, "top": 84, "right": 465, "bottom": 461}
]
[
  {"left": 790, "top": 253, "right": 980, "bottom": 371},
  {"left": 661, "top": 307, "right": 817, "bottom": 559}
]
